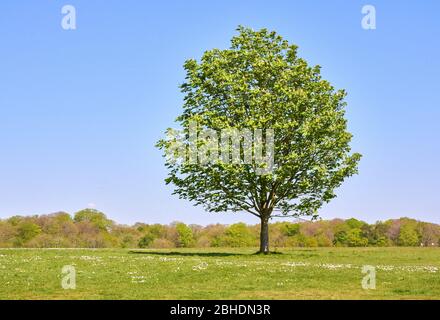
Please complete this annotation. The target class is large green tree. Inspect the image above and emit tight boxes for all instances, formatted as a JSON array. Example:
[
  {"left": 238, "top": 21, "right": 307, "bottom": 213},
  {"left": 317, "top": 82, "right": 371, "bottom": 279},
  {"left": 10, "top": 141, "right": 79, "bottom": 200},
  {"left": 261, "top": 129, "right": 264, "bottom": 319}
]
[{"left": 158, "top": 26, "right": 361, "bottom": 254}]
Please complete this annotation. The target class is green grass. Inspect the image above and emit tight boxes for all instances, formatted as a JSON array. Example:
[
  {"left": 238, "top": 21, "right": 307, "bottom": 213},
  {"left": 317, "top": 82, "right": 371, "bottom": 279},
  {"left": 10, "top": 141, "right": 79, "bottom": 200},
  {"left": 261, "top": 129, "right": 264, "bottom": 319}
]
[{"left": 0, "top": 247, "right": 439, "bottom": 299}]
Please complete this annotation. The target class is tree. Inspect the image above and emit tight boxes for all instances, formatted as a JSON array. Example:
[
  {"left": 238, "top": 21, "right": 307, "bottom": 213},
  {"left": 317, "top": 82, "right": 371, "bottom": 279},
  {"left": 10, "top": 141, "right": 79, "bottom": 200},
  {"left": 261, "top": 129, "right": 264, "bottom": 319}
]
[
  {"left": 138, "top": 233, "right": 155, "bottom": 248},
  {"left": 157, "top": 26, "right": 361, "bottom": 253},
  {"left": 398, "top": 223, "right": 420, "bottom": 247},
  {"left": 138, "top": 224, "right": 165, "bottom": 248},
  {"left": 367, "top": 221, "right": 390, "bottom": 246},
  {"left": 220, "top": 223, "right": 255, "bottom": 247},
  {"left": 74, "top": 209, "right": 113, "bottom": 231},
  {"left": 345, "top": 228, "right": 368, "bottom": 247},
  {"left": 16, "top": 221, "right": 41, "bottom": 245},
  {"left": 419, "top": 222, "right": 440, "bottom": 247},
  {"left": 280, "top": 222, "right": 301, "bottom": 237},
  {"left": 175, "top": 223, "right": 195, "bottom": 247},
  {"left": 0, "top": 221, "right": 17, "bottom": 247},
  {"left": 345, "top": 218, "right": 366, "bottom": 229}
]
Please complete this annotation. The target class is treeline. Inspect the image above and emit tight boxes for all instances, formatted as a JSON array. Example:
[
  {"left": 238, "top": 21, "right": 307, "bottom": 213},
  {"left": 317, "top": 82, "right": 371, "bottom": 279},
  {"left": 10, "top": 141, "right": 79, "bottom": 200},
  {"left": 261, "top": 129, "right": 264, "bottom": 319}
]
[{"left": 0, "top": 209, "right": 439, "bottom": 248}]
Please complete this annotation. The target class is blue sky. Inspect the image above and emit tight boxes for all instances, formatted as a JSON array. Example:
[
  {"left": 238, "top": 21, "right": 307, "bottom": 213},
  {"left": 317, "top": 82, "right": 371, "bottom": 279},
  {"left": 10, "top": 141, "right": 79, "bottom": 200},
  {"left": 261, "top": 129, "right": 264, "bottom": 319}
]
[{"left": 0, "top": 1, "right": 439, "bottom": 225}]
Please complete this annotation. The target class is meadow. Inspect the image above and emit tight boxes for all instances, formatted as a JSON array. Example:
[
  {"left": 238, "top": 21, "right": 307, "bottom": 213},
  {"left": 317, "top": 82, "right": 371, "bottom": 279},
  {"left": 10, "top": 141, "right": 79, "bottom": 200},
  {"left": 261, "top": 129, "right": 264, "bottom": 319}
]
[{"left": 0, "top": 247, "right": 439, "bottom": 300}]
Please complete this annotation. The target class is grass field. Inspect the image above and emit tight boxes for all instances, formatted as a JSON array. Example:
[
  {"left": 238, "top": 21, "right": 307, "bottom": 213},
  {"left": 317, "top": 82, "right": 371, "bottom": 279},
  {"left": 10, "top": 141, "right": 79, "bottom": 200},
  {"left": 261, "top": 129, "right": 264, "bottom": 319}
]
[{"left": 0, "top": 247, "right": 439, "bottom": 300}]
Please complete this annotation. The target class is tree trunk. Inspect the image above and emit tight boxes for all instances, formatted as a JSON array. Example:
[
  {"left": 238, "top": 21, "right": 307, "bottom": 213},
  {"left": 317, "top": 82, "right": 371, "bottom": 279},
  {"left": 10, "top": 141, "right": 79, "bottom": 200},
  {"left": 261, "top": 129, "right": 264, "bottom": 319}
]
[{"left": 259, "top": 217, "right": 270, "bottom": 254}]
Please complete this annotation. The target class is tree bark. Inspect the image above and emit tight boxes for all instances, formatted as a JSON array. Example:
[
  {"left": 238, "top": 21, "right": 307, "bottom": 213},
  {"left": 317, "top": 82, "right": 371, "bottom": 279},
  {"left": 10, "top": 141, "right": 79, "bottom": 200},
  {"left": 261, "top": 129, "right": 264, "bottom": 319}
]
[{"left": 259, "top": 216, "right": 270, "bottom": 254}]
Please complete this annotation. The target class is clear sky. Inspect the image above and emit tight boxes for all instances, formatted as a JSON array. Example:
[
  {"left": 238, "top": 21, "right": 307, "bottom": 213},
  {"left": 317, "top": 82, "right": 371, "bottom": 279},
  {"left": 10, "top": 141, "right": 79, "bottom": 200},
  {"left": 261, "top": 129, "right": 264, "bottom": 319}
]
[{"left": 0, "top": 1, "right": 439, "bottom": 225}]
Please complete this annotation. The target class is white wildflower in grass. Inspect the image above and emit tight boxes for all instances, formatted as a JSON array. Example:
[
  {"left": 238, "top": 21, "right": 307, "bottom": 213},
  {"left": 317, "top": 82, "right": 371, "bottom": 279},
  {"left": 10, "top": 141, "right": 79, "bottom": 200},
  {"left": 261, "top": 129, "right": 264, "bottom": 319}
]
[
  {"left": 319, "top": 263, "right": 346, "bottom": 270},
  {"left": 135, "top": 256, "right": 154, "bottom": 261},
  {"left": 173, "top": 266, "right": 181, "bottom": 273},
  {"left": 372, "top": 264, "right": 438, "bottom": 273},
  {"left": 131, "top": 275, "right": 147, "bottom": 283},
  {"left": 79, "top": 255, "right": 102, "bottom": 261},
  {"left": 21, "top": 256, "right": 42, "bottom": 263},
  {"left": 235, "top": 263, "right": 248, "bottom": 267},
  {"left": 192, "top": 262, "right": 208, "bottom": 271},
  {"left": 399, "top": 265, "right": 438, "bottom": 273},
  {"left": 282, "top": 262, "right": 310, "bottom": 267},
  {"left": 159, "top": 257, "right": 182, "bottom": 262},
  {"left": 215, "top": 260, "right": 235, "bottom": 266},
  {"left": 376, "top": 265, "right": 395, "bottom": 271},
  {"left": 423, "top": 266, "right": 438, "bottom": 273}
]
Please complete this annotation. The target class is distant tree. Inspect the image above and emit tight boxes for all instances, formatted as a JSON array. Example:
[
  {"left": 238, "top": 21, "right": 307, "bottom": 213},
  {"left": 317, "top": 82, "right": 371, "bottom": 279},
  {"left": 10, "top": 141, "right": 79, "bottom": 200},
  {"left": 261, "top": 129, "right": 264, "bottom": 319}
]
[
  {"left": 345, "top": 218, "right": 367, "bottom": 230},
  {"left": 1, "top": 212, "right": 438, "bottom": 249},
  {"left": 175, "top": 223, "right": 195, "bottom": 247},
  {"left": 202, "top": 224, "right": 227, "bottom": 247},
  {"left": 221, "top": 223, "right": 255, "bottom": 247},
  {"left": 27, "top": 234, "right": 73, "bottom": 248},
  {"left": 138, "top": 233, "right": 156, "bottom": 248},
  {"left": 157, "top": 26, "right": 361, "bottom": 253},
  {"left": 16, "top": 221, "right": 41, "bottom": 245},
  {"left": 150, "top": 238, "right": 175, "bottom": 249},
  {"left": 74, "top": 209, "right": 113, "bottom": 231},
  {"left": 0, "top": 221, "right": 17, "bottom": 246},
  {"left": 300, "top": 222, "right": 322, "bottom": 237},
  {"left": 333, "top": 230, "right": 347, "bottom": 246},
  {"left": 316, "top": 234, "right": 333, "bottom": 247},
  {"left": 110, "top": 225, "right": 141, "bottom": 248},
  {"left": 268, "top": 223, "right": 286, "bottom": 248},
  {"left": 398, "top": 223, "right": 420, "bottom": 246},
  {"left": 75, "top": 220, "right": 102, "bottom": 247},
  {"left": 346, "top": 228, "right": 368, "bottom": 247},
  {"left": 195, "top": 235, "right": 212, "bottom": 248},
  {"left": 7, "top": 216, "right": 23, "bottom": 226},
  {"left": 367, "top": 221, "right": 390, "bottom": 246},
  {"left": 51, "top": 212, "right": 73, "bottom": 225},
  {"left": 419, "top": 223, "right": 440, "bottom": 247},
  {"left": 137, "top": 224, "right": 166, "bottom": 248},
  {"left": 44, "top": 212, "right": 75, "bottom": 236},
  {"left": 280, "top": 222, "right": 301, "bottom": 237},
  {"left": 385, "top": 219, "right": 402, "bottom": 245},
  {"left": 303, "top": 236, "right": 318, "bottom": 247}
]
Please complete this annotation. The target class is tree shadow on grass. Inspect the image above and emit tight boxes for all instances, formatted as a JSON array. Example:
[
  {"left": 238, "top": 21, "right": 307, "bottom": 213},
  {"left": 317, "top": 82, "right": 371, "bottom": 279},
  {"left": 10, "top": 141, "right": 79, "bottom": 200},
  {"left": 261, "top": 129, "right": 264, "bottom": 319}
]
[
  {"left": 253, "top": 251, "right": 283, "bottom": 255},
  {"left": 128, "top": 250, "right": 245, "bottom": 257},
  {"left": 129, "top": 250, "right": 283, "bottom": 257}
]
